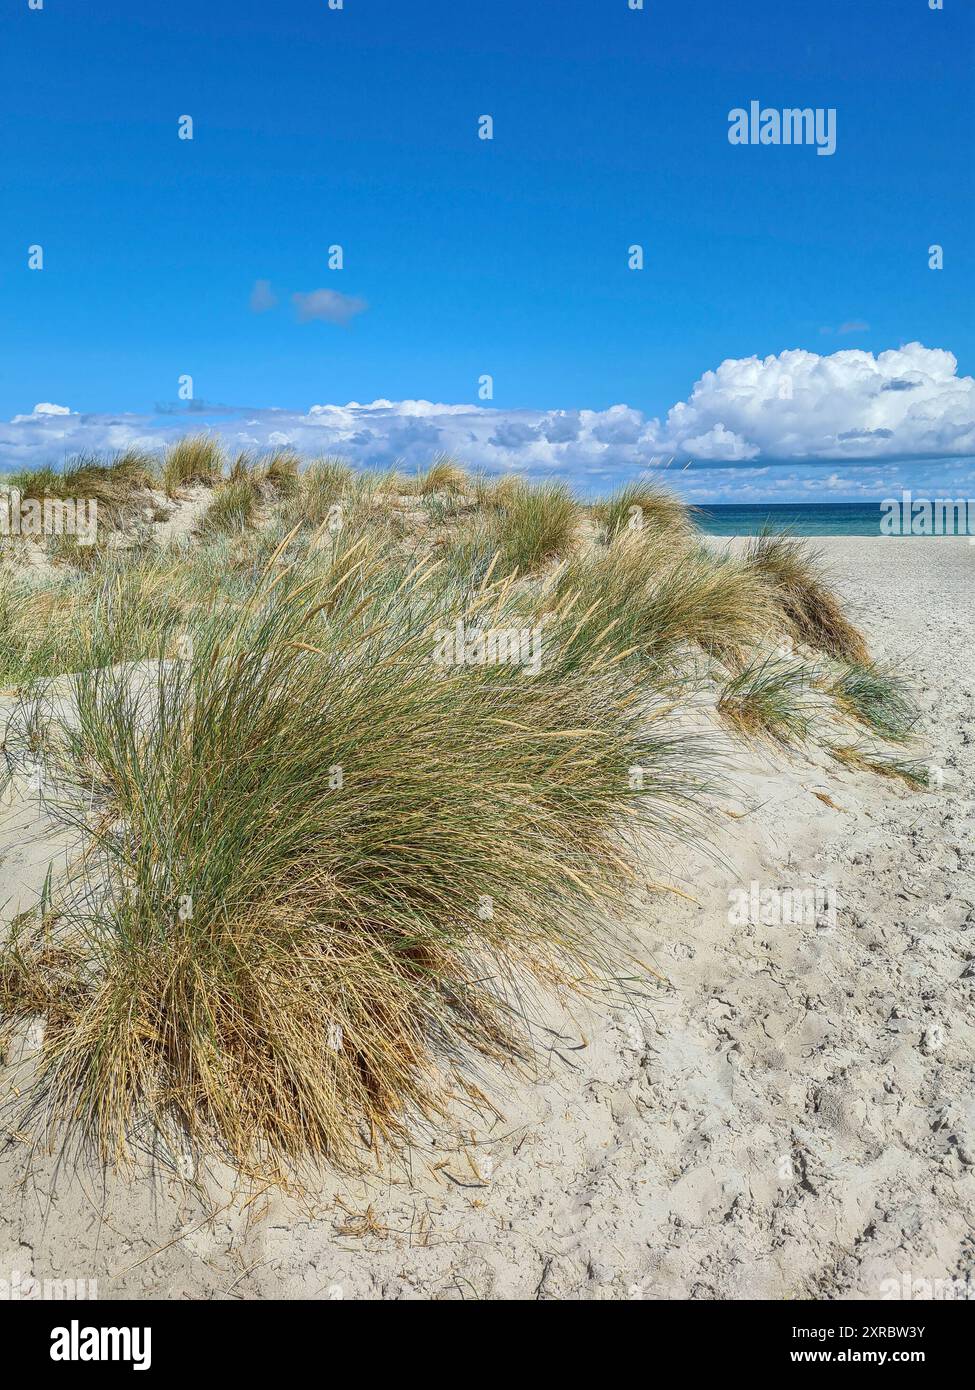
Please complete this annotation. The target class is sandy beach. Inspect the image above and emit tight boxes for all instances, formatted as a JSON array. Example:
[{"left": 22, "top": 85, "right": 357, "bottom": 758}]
[{"left": 1, "top": 535, "right": 971, "bottom": 1301}]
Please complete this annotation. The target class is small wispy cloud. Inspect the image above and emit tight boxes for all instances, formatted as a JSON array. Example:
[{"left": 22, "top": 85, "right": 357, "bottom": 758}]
[
  {"left": 292, "top": 288, "right": 367, "bottom": 325},
  {"left": 10, "top": 401, "right": 73, "bottom": 423},
  {"left": 820, "top": 319, "right": 870, "bottom": 336},
  {"left": 249, "top": 279, "right": 278, "bottom": 313}
]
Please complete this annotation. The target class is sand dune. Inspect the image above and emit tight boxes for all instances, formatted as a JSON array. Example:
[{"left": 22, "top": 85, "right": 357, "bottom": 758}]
[{"left": 1, "top": 536, "right": 970, "bottom": 1300}]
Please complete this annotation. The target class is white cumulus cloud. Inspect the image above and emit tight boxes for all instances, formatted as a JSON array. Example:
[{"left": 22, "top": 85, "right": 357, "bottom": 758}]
[{"left": 656, "top": 343, "right": 975, "bottom": 462}]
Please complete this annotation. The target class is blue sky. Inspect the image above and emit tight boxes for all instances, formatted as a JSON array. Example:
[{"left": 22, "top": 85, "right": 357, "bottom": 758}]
[{"left": 3, "top": 0, "right": 973, "bottom": 498}]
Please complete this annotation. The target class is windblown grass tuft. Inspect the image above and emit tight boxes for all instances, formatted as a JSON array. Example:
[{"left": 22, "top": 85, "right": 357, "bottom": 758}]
[
  {"left": 282, "top": 457, "right": 355, "bottom": 529},
  {"left": 162, "top": 434, "right": 224, "bottom": 496},
  {"left": 476, "top": 473, "right": 526, "bottom": 512},
  {"left": 263, "top": 449, "right": 301, "bottom": 495},
  {"left": 487, "top": 480, "right": 579, "bottom": 574},
  {"left": 594, "top": 482, "right": 694, "bottom": 544},
  {"left": 6, "top": 450, "right": 157, "bottom": 523},
  {"left": 200, "top": 475, "right": 262, "bottom": 537},
  {"left": 827, "top": 662, "right": 918, "bottom": 743},
  {"left": 718, "top": 654, "right": 818, "bottom": 746},
  {"left": 830, "top": 742, "right": 929, "bottom": 789},
  {"left": 745, "top": 531, "right": 869, "bottom": 664},
  {"left": 417, "top": 454, "right": 469, "bottom": 496},
  {"left": 550, "top": 534, "right": 775, "bottom": 674}
]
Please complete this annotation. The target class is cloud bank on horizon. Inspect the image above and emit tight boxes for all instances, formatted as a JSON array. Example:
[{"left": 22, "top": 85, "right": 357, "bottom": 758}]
[{"left": 3, "top": 344, "right": 973, "bottom": 499}]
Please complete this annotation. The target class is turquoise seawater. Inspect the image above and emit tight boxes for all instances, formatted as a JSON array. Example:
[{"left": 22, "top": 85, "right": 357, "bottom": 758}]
[{"left": 694, "top": 502, "right": 958, "bottom": 537}]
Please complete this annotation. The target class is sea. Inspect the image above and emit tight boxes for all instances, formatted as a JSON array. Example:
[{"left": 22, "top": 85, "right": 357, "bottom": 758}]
[{"left": 694, "top": 502, "right": 970, "bottom": 537}]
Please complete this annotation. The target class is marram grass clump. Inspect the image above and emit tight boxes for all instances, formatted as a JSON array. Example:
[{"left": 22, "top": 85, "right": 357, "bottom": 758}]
[
  {"left": 6, "top": 449, "right": 157, "bottom": 524},
  {"left": 0, "top": 529, "right": 705, "bottom": 1175},
  {"left": 594, "top": 481, "right": 694, "bottom": 545},
  {"left": 417, "top": 453, "right": 469, "bottom": 496},
  {"left": 0, "top": 443, "right": 913, "bottom": 1180},
  {"left": 200, "top": 473, "right": 263, "bottom": 537},
  {"left": 486, "top": 479, "right": 580, "bottom": 573},
  {"left": 718, "top": 654, "right": 818, "bottom": 746},
  {"left": 745, "top": 530, "right": 869, "bottom": 664},
  {"left": 161, "top": 434, "right": 224, "bottom": 496},
  {"left": 827, "top": 661, "right": 919, "bottom": 743},
  {"left": 829, "top": 742, "right": 929, "bottom": 789},
  {"left": 549, "top": 530, "right": 775, "bottom": 674}
]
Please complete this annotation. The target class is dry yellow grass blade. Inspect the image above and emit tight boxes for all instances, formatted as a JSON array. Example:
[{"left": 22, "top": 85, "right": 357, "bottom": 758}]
[
  {"left": 476, "top": 549, "right": 501, "bottom": 594},
  {"left": 561, "top": 599, "right": 606, "bottom": 652},
  {"left": 394, "top": 554, "right": 441, "bottom": 596},
  {"left": 646, "top": 881, "right": 700, "bottom": 905}
]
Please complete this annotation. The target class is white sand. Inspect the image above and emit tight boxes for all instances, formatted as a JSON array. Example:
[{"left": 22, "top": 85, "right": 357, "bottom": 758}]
[{"left": 1, "top": 537, "right": 972, "bottom": 1300}]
